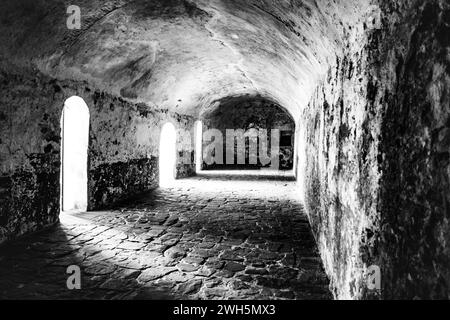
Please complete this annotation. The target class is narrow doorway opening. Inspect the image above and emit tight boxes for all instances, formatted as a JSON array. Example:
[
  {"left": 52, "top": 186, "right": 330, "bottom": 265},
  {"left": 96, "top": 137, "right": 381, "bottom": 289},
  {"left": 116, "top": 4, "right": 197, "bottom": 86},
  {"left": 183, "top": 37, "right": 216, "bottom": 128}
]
[
  {"left": 159, "top": 122, "right": 177, "bottom": 187},
  {"left": 195, "top": 120, "right": 203, "bottom": 173},
  {"left": 60, "top": 96, "right": 90, "bottom": 213}
]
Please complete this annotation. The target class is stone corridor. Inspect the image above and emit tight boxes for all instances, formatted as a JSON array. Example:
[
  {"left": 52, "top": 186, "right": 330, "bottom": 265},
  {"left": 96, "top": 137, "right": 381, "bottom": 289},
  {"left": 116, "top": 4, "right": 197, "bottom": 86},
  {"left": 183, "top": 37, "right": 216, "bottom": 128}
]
[{"left": 0, "top": 174, "right": 331, "bottom": 300}]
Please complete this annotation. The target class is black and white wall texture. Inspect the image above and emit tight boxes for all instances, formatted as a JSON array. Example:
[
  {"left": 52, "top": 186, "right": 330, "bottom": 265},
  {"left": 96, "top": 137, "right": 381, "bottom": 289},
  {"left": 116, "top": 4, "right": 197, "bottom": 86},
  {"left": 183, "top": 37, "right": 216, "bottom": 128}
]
[{"left": 0, "top": 0, "right": 449, "bottom": 300}]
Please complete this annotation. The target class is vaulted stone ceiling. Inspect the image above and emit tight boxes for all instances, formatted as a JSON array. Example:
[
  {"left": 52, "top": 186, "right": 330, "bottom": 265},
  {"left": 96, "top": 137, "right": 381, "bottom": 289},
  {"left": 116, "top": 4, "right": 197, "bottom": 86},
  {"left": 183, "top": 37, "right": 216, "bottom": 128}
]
[{"left": 0, "top": 0, "right": 376, "bottom": 119}]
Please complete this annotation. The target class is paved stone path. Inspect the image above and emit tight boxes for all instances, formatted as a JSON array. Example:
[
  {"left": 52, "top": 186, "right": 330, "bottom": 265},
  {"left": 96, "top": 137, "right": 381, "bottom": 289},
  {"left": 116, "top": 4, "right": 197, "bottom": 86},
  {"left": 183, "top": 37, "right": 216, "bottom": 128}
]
[{"left": 0, "top": 174, "right": 331, "bottom": 300}]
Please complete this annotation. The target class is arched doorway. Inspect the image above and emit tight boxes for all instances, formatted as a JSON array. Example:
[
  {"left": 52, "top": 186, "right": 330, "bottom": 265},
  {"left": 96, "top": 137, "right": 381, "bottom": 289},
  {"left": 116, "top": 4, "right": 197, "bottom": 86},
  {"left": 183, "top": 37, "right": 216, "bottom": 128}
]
[
  {"left": 159, "top": 122, "right": 177, "bottom": 187},
  {"left": 194, "top": 120, "right": 203, "bottom": 173},
  {"left": 60, "top": 96, "right": 90, "bottom": 212},
  {"left": 200, "top": 96, "right": 295, "bottom": 172}
]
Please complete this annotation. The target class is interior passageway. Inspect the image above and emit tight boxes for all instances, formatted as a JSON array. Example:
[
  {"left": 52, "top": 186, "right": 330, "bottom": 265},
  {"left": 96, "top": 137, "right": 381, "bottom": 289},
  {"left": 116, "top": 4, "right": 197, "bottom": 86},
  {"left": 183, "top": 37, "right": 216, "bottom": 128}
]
[
  {"left": 0, "top": 175, "right": 330, "bottom": 300},
  {"left": 0, "top": 0, "right": 449, "bottom": 300}
]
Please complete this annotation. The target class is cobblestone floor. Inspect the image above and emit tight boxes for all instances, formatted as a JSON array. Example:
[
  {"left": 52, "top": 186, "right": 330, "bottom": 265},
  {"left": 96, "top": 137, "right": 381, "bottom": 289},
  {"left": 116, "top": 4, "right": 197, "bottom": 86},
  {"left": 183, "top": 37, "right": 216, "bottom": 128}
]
[{"left": 0, "top": 173, "right": 331, "bottom": 300}]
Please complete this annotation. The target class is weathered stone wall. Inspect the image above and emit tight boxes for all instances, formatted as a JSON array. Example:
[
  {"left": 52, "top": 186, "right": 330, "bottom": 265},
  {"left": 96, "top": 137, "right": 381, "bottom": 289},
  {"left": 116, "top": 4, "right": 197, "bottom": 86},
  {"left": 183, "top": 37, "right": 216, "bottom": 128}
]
[
  {"left": 0, "top": 68, "right": 65, "bottom": 245},
  {"left": 0, "top": 65, "right": 196, "bottom": 244},
  {"left": 202, "top": 97, "right": 295, "bottom": 170},
  {"left": 299, "top": 0, "right": 450, "bottom": 299},
  {"left": 376, "top": 0, "right": 450, "bottom": 299},
  {"left": 297, "top": 3, "right": 382, "bottom": 298}
]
